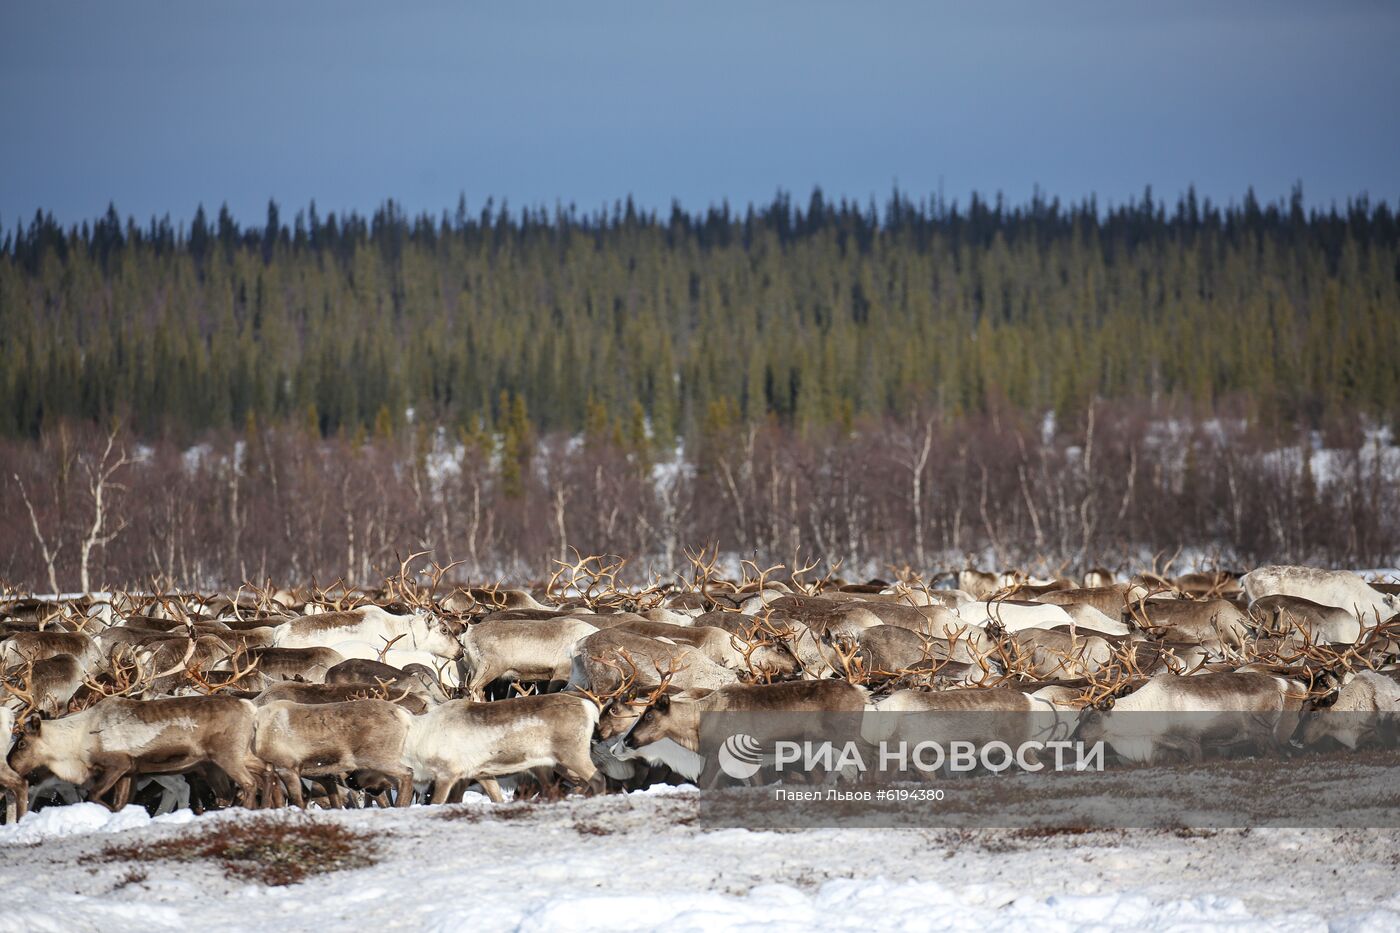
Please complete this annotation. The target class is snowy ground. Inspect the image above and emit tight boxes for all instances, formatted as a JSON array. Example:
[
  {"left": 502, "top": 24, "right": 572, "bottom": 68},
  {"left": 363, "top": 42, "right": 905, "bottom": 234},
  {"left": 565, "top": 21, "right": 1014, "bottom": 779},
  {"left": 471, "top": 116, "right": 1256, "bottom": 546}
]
[{"left": 1, "top": 787, "right": 1398, "bottom": 932}]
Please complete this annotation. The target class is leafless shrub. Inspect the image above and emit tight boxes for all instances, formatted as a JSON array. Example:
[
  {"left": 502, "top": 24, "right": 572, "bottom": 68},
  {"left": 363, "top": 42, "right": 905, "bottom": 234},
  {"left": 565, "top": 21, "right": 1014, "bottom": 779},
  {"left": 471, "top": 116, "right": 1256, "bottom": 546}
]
[{"left": 0, "top": 400, "right": 1395, "bottom": 591}]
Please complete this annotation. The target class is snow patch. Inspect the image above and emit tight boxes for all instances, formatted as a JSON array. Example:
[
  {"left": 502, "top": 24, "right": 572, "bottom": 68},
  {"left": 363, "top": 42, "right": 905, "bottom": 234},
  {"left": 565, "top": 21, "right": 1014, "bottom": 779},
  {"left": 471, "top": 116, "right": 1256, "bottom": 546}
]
[{"left": 0, "top": 803, "right": 202, "bottom": 845}]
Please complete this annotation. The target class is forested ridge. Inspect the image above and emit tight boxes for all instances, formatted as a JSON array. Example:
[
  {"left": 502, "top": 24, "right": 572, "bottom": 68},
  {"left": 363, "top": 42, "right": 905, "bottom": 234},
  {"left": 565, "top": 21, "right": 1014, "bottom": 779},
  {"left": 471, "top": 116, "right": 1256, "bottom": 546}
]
[{"left": 4, "top": 186, "right": 1398, "bottom": 442}]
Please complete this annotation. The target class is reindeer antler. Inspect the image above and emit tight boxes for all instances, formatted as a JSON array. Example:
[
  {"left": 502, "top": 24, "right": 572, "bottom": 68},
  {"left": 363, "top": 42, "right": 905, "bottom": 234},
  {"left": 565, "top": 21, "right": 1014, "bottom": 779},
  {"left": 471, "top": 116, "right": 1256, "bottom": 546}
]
[
  {"left": 78, "top": 645, "right": 156, "bottom": 704},
  {"left": 1123, "top": 586, "right": 1171, "bottom": 638},
  {"left": 184, "top": 644, "right": 262, "bottom": 695},
  {"left": 383, "top": 549, "right": 434, "bottom": 608},
  {"left": 577, "top": 648, "right": 643, "bottom": 708},
  {"left": 787, "top": 550, "right": 839, "bottom": 596},
  {"left": 377, "top": 633, "right": 408, "bottom": 662},
  {"left": 548, "top": 550, "right": 639, "bottom": 610},
  {"left": 824, "top": 634, "right": 867, "bottom": 685},
  {"left": 642, "top": 653, "right": 688, "bottom": 704},
  {"left": 1, "top": 660, "right": 41, "bottom": 722},
  {"left": 680, "top": 544, "right": 731, "bottom": 597},
  {"left": 738, "top": 559, "right": 786, "bottom": 596},
  {"left": 1074, "top": 663, "right": 1133, "bottom": 708}
]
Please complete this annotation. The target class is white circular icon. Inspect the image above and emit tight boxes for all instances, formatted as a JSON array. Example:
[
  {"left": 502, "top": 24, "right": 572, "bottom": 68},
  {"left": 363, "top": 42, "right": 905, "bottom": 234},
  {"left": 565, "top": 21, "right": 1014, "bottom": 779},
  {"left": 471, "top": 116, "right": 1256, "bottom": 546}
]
[{"left": 717, "top": 732, "right": 765, "bottom": 780}]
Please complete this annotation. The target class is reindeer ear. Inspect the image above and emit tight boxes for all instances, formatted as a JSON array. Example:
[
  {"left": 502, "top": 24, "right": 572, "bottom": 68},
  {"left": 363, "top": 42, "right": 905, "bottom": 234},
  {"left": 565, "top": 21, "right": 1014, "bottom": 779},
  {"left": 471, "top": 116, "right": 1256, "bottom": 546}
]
[
  {"left": 1096, "top": 696, "right": 1116, "bottom": 711},
  {"left": 653, "top": 695, "right": 671, "bottom": 712},
  {"left": 24, "top": 713, "right": 43, "bottom": 733}
]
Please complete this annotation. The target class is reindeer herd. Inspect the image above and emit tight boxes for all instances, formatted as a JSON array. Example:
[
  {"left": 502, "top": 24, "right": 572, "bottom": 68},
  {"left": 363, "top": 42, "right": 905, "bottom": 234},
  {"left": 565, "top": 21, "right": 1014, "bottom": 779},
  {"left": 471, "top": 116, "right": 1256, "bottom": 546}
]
[{"left": 1, "top": 554, "right": 1398, "bottom": 823}]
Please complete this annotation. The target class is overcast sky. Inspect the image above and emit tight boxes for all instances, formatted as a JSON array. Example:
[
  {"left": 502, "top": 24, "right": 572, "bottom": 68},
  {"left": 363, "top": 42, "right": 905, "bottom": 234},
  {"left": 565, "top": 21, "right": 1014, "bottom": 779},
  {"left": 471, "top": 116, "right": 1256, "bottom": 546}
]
[{"left": 3, "top": 1, "right": 1398, "bottom": 227}]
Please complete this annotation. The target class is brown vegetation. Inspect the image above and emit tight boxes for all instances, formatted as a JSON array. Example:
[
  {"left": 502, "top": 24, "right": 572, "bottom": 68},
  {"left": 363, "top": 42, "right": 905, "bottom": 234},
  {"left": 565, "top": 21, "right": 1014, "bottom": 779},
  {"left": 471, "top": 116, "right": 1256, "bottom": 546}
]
[
  {"left": 1, "top": 405, "right": 1397, "bottom": 592},
  {"left": 83, "top": 816, "right": 379, "bottom": 886}
]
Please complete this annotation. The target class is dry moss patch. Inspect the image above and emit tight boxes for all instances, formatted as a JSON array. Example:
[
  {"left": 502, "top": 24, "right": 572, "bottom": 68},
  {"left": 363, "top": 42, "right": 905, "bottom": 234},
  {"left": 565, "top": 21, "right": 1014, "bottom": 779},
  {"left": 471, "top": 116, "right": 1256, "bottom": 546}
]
[{"left": 82, "top": 815, "right": 379, "bottom": 886}]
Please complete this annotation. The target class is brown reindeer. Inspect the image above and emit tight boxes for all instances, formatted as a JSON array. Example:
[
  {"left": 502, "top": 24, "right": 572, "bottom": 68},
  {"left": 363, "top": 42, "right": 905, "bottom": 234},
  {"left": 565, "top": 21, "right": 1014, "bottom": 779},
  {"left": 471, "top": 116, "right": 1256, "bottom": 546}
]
[
  {"left": 252, "top": 699, "right": 415, "bottom": 808},
  {"left": 9, "top": 695, "right": 263, "bottom": 811}
]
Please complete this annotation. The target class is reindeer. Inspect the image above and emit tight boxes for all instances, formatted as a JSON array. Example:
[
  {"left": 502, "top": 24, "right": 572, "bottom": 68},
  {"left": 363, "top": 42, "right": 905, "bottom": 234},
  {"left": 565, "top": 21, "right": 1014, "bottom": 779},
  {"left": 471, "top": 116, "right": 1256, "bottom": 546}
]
[
  {"left": 1037, "top": 582, "right": 1158, "bottom": 616},
  {"left": 0, "top": 705, "right": 25, "bottom": 822},
  {"left": 1124, "top": 597, "right": 1251, "bottom": 654},
  {"left": 1054, "top": 603, "right": 1132, "bottom": 636},
  {"left": 1249, "top": 594, "right": 1364, "bottom": 646},
  {"left": 179, "top": 645, "right": 265, "bottom": 696},
  {"left": 1297, "top": 671, "right": 1400, "bottom": 749},
  {"left": 325, "top": 659, "right": 454, "bottom": 705},
  {"left": 405, "top": 693, "right": 605, "bottom": 803},
  {"left": 1173, "top": 570, "right": 1243, "bottom": 598},
  {"left": 959, "top": 599, "right": 1080, "bottom": 633},
  {"left": 459, "top": 617, "right": 599, "bottom": 697},
  {"left": 1074, "top": 672, "right": 1307, "bottom": 764},
  {"left": 612, "top": 619, "right": 797, "bottom": 675},
  {"left": 1243, "top": 566, "right": 1400, "bottom": 622},
  {"left": 9, "top": 695, "right": 264, "bottom": 810},
  {"left": 620, "top": 680, "right": 870, "bottom": 785},
  {"left": 828, "top": 624, "right": 936, "bottom": 679},
  {"left": 862, "top": 686, "right": 1063, "bottom": 771},
  {"left": 1082, "top": 567, "right": 1117, "bottom": 588},
  {"left": 1, "top": 631, "right": 99, "bottom": 668},
  {"left": 0, "top": 667, "right": 45, "bottom": 821},
  {"left": 829, "top": 601, "right": 961, "bottom": 634},
  {"left": 253, "top": 699, "right": 415, "bottom": 808},
  {"left": 958, "top": 569, "right": 1003, "bottom": 599},
  {"left": 254, "top": 681, "right": 429, "bottom": 714},
  {"left": 4, "top": 655, "right": 85, "bottom": 715},
  {"left": 1005, "top": 628, "right": 1114, "bottom": 679},
  {"left": 570, "top": 628, "right": 739, "bottom": 696},
  {"left": 226, "top": 646, "right": 346, "bottom": 683},
  {"left": 574, "top": 654, "right": 706, "bottom": 786},
  {"left": 273, "top": 605, "right": 463, "bottom": 660}
]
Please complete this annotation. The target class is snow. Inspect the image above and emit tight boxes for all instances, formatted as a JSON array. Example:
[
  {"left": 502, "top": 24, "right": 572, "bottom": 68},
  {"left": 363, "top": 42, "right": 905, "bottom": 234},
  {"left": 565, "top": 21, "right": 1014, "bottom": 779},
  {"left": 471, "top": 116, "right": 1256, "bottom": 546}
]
[
  {"left": 1, "top": 792, "right": 1397, "bottom": 932},
  {"left": 445, "top": 880, "right": 1323, "bottom": 932},
  {"left": 0, "top": 803, "right": 197, "bottom": 845},
  {"left": 181, "top": 442, "right": 213, "bottom": 473}
]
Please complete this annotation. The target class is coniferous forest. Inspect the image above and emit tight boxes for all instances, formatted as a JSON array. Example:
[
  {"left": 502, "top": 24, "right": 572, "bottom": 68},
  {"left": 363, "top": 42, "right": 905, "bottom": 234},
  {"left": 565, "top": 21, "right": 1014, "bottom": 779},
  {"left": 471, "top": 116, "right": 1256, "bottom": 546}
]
[{"left": 2, "top": 187, "right": 1399, "bottom": 588}]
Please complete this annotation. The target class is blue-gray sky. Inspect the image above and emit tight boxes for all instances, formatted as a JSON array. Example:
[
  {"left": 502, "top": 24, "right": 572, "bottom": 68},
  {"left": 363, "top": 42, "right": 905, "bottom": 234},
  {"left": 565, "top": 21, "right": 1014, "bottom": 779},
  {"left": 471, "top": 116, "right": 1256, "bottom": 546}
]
[{"left": 3, "top": 1, "right": 1398, "bottom": 227}]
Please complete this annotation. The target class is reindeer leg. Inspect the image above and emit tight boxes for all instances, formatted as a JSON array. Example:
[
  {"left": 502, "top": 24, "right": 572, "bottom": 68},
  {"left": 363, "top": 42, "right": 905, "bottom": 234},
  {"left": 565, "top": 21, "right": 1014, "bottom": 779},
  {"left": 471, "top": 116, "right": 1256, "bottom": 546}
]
[
  {"left": 529, "top": 766, "right": 561, "bottom": 800},
  {"left": 256, "top": 767, "right": 274, "bottom": 809},
  {"left": 268, "top": 772, "right": 287, "bottom": 809},
  {"left": 391, "top": 768, "right": 414, "bottom": 807},
  {"left": 202, "top": 753, "right": 257, "bottom": 811},
  {"left": 279, "top": 768, "right": 305, "bottom": 808},
  {"left": 429, "top": 773, "right": 461, "bottom": 805},
  {"left": 87, "top": 754, "right": 135, "bottom": 811},
  {"left": 0, "top": 771, "right": 25, "bottom": 822},
  {"left": 111, "top": 773, "right": 135, "bottom": 810},
  {"left": 314, "top": 776, "right": 343, "bottom": 809},
  {"left": 477, "top": 777, "right": 505, "bottom": 803},
  {"left": 560, "top": 752, "right": 604, "bottom": 797}
]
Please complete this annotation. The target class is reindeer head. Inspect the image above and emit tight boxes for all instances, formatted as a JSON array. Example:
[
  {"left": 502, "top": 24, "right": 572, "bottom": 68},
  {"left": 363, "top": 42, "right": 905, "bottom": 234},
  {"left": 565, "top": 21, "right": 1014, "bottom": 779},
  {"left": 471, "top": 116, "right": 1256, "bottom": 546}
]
[
  {"left": 621, "top": 693, "right": 682, "bottom": 749},
  {"left": 9, "top": 713, "right": 89, "bottom": 785},
  {"left": 595, "top": 689, "right": 645, "bottom": 742},
  {"left": 617, "top": 657, "right": 688, "bottom": 749},
  {"left": 401, "top": 612, "right": 464, "bottom": 661},
  {"left": 1072, "top": 706, "right": 1111, "bottom": 745}
]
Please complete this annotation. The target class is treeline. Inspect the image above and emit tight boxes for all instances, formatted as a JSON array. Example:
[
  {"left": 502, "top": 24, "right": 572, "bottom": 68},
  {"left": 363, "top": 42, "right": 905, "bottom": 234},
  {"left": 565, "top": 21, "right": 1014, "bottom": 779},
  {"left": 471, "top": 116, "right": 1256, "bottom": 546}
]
[
  {"left": 2, "top": 403, "right": 1396, "bottom": 592},
  {"left": 3, "top": 186, "right": 1399, "bottom": 441}
]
